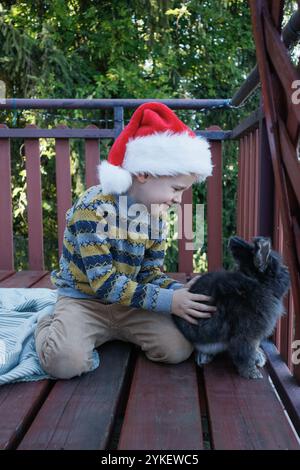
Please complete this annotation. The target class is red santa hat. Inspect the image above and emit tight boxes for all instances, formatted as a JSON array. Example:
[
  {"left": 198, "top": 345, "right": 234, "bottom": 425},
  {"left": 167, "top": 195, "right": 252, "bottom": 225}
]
[{"left": 97, "top": 102, "right": 213, "bottom": 195}]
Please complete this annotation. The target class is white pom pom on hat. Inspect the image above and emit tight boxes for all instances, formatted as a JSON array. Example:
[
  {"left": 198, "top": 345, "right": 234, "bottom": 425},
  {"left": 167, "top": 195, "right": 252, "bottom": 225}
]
[{"left": 97, "top": 102, "right": 214, "bottom": 195}]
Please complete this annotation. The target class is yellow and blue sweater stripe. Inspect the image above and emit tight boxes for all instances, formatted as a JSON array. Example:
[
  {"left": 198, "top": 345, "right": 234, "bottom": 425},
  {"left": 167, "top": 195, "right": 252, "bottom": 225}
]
[{"left": 51, "top": 185, "right": 183, "bottom": 313}]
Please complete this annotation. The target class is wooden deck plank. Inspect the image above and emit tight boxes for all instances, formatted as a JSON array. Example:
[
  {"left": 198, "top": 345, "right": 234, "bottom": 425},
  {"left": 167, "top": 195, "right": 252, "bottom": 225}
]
[
  {"left": 0, "top": 271, "right": 15, "bottom": 282},
  {"left": 118, "top": 272, "right": 204, "bottom": 450},
  {"left": 0, "top": 381, "right": 53, "bottom": 449},
  {"left": 0, "top": 271, "right": 48, "bottom": 287},
  {"left": 18, "top": 341, "right": 133, "bottom": 450},
  {"left": 262, "top": 340, "right": 300, "bottom": 437},
  {"left": 203, "top": 355, "right": 300, "bottom": 450},
  {"left": 0, "top": 271, "right": 56, "bottom": 449},
  {"left": 118, "top": 354, "right": 204, "bottom": 450},
  {"left": 1, "top": 271, "right": 299, "bottom": 450},
  {"left": 31, "top": 273, "right": 56, "bottom": 289}
]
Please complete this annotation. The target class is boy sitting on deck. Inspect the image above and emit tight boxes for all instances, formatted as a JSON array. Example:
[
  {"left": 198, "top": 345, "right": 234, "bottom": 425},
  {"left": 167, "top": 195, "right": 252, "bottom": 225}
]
[{"left": 35, "top": 102, "right": 217, "bottom": 379}]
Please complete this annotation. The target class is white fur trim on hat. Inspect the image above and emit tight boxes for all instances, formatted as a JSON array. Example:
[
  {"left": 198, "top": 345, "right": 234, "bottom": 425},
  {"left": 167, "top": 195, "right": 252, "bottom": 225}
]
[
  {"left": 97, "top": 160, "right": 132, "bottom": 195},
  {"left": 98, "top": 131, "right": 213, "bottom": 195},
  {"left": 123, "top": 131, "right": 213, "bottom": 182}
]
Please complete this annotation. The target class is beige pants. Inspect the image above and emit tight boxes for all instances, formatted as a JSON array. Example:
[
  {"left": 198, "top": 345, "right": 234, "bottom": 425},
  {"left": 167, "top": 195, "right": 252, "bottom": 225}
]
[{"left": 35, "top": 295, "right": 194, "bottom": 379}]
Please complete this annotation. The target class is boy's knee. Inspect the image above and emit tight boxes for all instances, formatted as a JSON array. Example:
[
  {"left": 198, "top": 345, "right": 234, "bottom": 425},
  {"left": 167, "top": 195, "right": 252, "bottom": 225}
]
[
  {"left": 35, "top": 313, "right": 94, "bottom": 379},
  {"left": 37, "top": 343, "right": 93, "bottom": 379},
  {"left": 145, "top": 340, "right": 194, "bottom": 364}
]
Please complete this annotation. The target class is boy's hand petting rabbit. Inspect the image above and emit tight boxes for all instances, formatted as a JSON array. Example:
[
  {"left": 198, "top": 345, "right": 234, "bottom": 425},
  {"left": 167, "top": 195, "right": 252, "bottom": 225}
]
[
  {"left": 172, "top": 236, "right": 291, "bottom": 379},
  {"left": 171, "top": 284, "right": 217, "bottom": 324}
]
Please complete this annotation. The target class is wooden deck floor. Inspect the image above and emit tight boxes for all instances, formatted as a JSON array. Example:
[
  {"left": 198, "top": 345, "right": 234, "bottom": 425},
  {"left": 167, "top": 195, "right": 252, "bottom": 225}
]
[{"left": 0, "top": 271, "right": 299, "bottom": 450}]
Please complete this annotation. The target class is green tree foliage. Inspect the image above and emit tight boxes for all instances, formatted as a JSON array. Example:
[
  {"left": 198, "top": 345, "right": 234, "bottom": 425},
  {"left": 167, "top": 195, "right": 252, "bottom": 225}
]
[{"left": 0, "top": 0, "right": 266, "bottom": 272}]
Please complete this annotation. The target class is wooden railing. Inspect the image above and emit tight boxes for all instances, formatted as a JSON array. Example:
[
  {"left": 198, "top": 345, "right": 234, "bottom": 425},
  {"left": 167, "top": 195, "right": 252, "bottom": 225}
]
[
  {"left": 249, "top": 0, "right": 300, "bottom": 385},
  {"left": 0, "top": 101, "right": 228, "bottom": 276}
]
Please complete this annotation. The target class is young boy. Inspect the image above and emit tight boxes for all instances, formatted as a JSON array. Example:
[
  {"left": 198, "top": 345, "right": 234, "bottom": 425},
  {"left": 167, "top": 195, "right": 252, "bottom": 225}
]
[{"left": 35, "top": 102, "right": 217, "bottom": 379}]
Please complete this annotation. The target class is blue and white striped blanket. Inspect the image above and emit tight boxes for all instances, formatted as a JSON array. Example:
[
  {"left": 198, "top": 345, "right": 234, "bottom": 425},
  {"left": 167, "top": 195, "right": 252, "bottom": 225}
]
[{"left": 0, "top": 288, "right": 100, "bottom": 385}]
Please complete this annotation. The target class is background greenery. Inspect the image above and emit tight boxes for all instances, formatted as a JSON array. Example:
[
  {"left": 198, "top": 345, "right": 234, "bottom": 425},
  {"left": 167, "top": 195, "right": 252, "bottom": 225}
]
[{"left": 0, "top": 0, "right": 296, "bottom": 273}]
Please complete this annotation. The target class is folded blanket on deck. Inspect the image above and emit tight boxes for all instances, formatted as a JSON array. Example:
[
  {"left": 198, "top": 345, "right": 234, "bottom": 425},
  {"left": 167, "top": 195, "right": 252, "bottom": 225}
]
[{"left": 0, "top": 288, "right": 100, "bottom": 385}]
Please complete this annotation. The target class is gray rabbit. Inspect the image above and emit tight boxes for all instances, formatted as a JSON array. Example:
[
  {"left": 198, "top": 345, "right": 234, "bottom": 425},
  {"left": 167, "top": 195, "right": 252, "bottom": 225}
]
[{"left": 172, "top": 236, "right": 291, "bottom": 379}]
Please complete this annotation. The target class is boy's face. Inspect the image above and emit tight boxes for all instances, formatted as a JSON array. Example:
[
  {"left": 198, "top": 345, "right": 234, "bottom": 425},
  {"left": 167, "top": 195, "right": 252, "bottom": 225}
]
[{"left": 129, "top": 173, "right": 197, "bottom": 214}]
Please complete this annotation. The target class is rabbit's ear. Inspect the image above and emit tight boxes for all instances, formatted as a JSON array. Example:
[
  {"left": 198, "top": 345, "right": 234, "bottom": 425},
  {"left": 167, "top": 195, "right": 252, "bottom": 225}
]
[{"left": 253, "top": 237, "right": 271, "bottom": 271}]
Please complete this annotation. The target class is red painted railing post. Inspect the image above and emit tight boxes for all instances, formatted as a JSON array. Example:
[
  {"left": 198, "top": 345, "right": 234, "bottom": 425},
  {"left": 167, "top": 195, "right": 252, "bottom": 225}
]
[
  {"left": 207, "top": 126, "right": 223, "bottom": 272},
  {"left": 24, "top": 125, "right": 44, "bottom": 270},
  {"left": 55, "top": 125, "right": 72, "bottom": 258},
  {"left": 85, "top": 125, "right": 100, "bottom": 189},
  {"left": 0, "top": 124, "right": 14, "bottom": 270},
  {"left": 178, "top": 187, "right": 194, "bottom": 274}
]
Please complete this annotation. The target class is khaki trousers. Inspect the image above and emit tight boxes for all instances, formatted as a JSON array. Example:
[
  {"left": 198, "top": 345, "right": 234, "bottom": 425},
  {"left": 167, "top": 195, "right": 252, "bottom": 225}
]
[{"left": 35, "top": 295, "right": 194, "bottom": 379}]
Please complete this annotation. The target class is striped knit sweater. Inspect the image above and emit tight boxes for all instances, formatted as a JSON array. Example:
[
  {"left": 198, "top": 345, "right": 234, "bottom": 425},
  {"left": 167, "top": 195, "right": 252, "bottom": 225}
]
[{"left": 50, "top": 185, "right": 184, "bottom": 313}]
